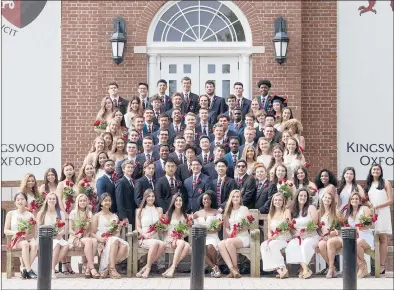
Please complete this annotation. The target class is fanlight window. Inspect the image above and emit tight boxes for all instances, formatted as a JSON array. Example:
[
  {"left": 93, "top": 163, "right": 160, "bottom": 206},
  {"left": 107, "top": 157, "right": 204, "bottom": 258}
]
[{"left": 153, "top": 0, "right": 246, "bottom": 42}]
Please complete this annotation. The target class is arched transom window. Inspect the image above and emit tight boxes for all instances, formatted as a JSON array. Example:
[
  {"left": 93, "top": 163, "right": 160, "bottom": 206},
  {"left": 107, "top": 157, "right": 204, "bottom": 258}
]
[{"left": 153, "top": 0, "right": 246, "bottom": 42}]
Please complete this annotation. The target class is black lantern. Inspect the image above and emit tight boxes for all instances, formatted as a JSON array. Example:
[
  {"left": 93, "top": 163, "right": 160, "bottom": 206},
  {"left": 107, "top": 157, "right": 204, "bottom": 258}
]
[
  {"left": 273, "top": 17, "right": 289, "bottom": 65},
  {"left": 109, "top": 17, "right": 126, "bottom": 65}
]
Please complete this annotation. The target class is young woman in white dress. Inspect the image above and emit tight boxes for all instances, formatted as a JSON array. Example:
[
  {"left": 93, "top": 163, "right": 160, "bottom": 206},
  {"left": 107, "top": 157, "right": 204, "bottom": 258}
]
[
  {"left": 218, "top": 189, "right": 251, "bottom": 279},
  {"left": 68, "top": 194, "right": 99, "bottom": 278},
  {"left": 240, "top": 144, "right": 257, "bottom": 176},
  {"left": 94, "top": 151, "right": 109, "bottom": 181},
  {"left": 260, "top": 192, "right": 291, "bottom": 278},
  {"left": 256, "top": 137, "right": 272, "bottom": 168},
  {"left": 37, "top": 192, "right": 69, "bottom": 278},
  {"left": 285, "top": 188, "right": 319, "bottom": 279},
  {"left": 76, "top": 163, "right": 97, "bottom": 212},
  {"left": 313, "top": 169, "right": 338, "bottom": 209},
  {"left": 135, "top": 189, "right": 166, "bottom": 279},
  {"left": 124, "top": 96, "right": 143, "bottom": 129},
  {"left": 292, "top": 166, "right": 317, "bottom": 196},
  {"left": 102, "top": 132, "right": 114, "bottom": 153},
  {"left": 83, "top": 136, "right": 105, "bottom": 166},
  {"left": 162, "top": 193, "right": 191, "bottom": 278},
  {"left": 39, "top": 168, "right": 59, "bottom": 195},
  {"left": 193, "top": 190, "right": 222, "bottom": 278},
  {"left": 109, "top": 136, "right": 126, "bottom": 162},
  {"left": 4, "top": 193, "right": 38, "bottom": 279},
  {"left": 316, "top": 190, "right": 342, "bottom": 278},
  {"left": 90, "top": 193, "right": 129, "bottom": 279},
  {"left": 364, "top": 164, "right": 393, "bottom": 274},
  {"left": 56, "top": 162, "right": 77, "bottom": 214},
  {"left": 283, "top": 137, "right": 306, "bottom": 180},
  {"left": 20, "top": 173, "right": 39, "bottom": 213},
  {"left": 267, "top": 145, "right": 285, "bottom": 182},
  {"left": 337, "top": 167, "right": 365, "bottom": 213}
]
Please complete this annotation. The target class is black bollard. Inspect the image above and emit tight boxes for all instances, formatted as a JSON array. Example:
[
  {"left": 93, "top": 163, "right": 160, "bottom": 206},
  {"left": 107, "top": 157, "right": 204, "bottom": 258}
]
[
  {"left": 190, "top": 224, "right": 207, "bottom": 290},
  {"left": 37, "top": 226, "right": 54, "bottom": 290},
  {"left": 342, "top": 227, "right": 357, "bottom": 290}
]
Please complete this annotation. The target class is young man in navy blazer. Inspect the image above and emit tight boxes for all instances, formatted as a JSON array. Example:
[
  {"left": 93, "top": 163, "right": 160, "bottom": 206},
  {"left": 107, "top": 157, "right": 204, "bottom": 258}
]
[
  {"left": 154, "top": 143, "right": 170, "bottom": 179},
  {"left": 134, "top": 161, "right": 156, "bottom": 207},
  {"left": 96, "top": 159, "right": 117, "bottom": 213},
  {"left": 108, "top": 81, "right": 128, "bottom": 115},
  {"left": 233, "top": 82, "right": 251, "bottom": 116},
  {"left": 205, "top": 80, "right": 226, "bottom": 124}
]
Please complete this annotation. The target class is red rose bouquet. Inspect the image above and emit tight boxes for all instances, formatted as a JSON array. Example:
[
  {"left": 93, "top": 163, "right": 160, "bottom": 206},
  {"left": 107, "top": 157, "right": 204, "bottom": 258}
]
[
  {"left": 171, "top": 218, "right": 193, "bottom": 240},
  {"left": 269, "top": 220, "right": 292, "bottom": 243},
  {"left": 79, "top": 178, "right": 97, "bottom": 210},
  {"left": 100, "top": 219, "right": 127, "bottom": 253},
  {"left": 72, "top": 217, "right": 89, "bottom": 244},
  {"left": 63, "top": 180, "right": 76, "bottom": 214},
  {"left": 7, "top": 217, "right": 36, "bottom": 249},
  {"left": 278, "top": 179, "right": 293, "bottom": 200},
  {"left": 54, "top": 218, "right": 66, "bottom": 236},
  {"left": 93, "top": 120, "right": 107, "bottom": 130},
  {"left": 147, "top": 216, "right": 171, "bottom": 234},
  {"left": 28, "top": 192, "right": 46, "bottom": 213},
  {"left": 355, "top": 213, "right": 378, "bottom": 229},
  {"left": 230, "top": 215, "right": 255, "bottom": 238}
]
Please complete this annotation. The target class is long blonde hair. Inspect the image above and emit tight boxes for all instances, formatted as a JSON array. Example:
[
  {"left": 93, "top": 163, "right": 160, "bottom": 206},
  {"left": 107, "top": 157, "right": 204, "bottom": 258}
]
[
  {"left": 76, "top": 163, "right": 95, "bottom": 184},
  {"left": 96, "top": 96, "right": 113, "bottom": 121},
  {"left": 20, "top": 173, "right": 38, "bottom": 198},
  {"left": 73, "top": 194, "right": 92, "bottom": 226},
  {"left": 110, "top": 136, "right": 126, "bottom": 156},
  {"left": 241, "top": 144, "right": 257, "bottom": 162},
  {"left": 318, "top": 190, "right": 338, "bottom": 225},
  {"left": 268, "top": 192, "right": 287, "bottom": 219},
  {"left": 224, "top": 190, "right": 243, "bottom": 218},
  {"left": 38, "top": 192, "right": 61, "bottom": 225},
  {"left": 88, "top": 136, "right": 105, "bottom": 153}
]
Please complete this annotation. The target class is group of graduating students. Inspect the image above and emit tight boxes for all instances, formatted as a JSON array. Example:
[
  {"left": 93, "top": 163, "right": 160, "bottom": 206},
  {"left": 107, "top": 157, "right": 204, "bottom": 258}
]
[
  {"left": 3, "top": 77, "right": 393, "bottom": 280},
  {"left": 4, "top": 162, "right": 392, "bottom": 280}
]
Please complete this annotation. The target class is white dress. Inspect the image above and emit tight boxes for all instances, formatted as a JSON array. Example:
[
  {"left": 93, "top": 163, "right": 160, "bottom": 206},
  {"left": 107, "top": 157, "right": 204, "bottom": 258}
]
[
  {"left": 164, "top": 215, "right": 187, "bottom": 247},
  {"left": 339, "top": 186, "right": 352, "bottom": 211},
  {"left": 312, "top": 188, "right": 325, "bottom": 209},
  {"left": 285, "top": 212, "right": 319, "bottom": 264},
  {"left": 96, "top": 214, "right": 129, "bottom": 272},
  {"left": 194, "top": 214, "right": 222, "bottom": 251},
  {"left": 319, "top": 214, "right": 333, "bottom": 241},
  {"left": 348, "top": 208, "right": 375, "bottom": 249},
  {"left": 260, "top": 216, "right": 292, "bottom": 271},
  {"left": 10, "top": 210, "right": 35, "bottom": 247},
  {"left": 43, "top": 213, "right": 69, "bottom": 248},
  {"left": 228, "top": 206, "right": 250, "bottom": 248},
  {"left": 256, "top": 155, "right": 271, "bottom": 169},
  {"left": 139, "top": 205, "right": 161, "bottom": 249},
  {"left": 283, "top": 154, "right": 302, "bottom": 180},
  {"left": 368, "top": 185, "right": 392, "bottom": 234}
]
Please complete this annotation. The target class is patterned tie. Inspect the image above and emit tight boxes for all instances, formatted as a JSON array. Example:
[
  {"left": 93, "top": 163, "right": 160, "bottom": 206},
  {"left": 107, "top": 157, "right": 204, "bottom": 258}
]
[
  {"left": 188, "top": 165, "right": 192, "bottom": 176},
  {"left": 113, "top": 99, "right": 118, "bottom": 107},
  {"left": 148, "top": 124, "right": 152, "bottom": 133},
  {"left": 232, "top": 154, "right": 237, "bottom": 166},
  {"left": 179, "top": 153, "right": 184, "bottom": 164},
  {"left": 170, "top": 177, "right": 175, "bottom": 193},
  {"left": 146, "top": 154, "right": 151, "bottom": 162},
  {"left": 192, "top": 175, "right": 197, "bottom": 190},
  {"left": 258, "top": 181, "right": 263, "bottom": 192},
  {"left": 175, "top": 125, "right": 179, "bottom": 133},
  {"left": 149, "top": 179, "right": 154, "bottom": 190},
  {"left": 216, "top": 178, "right": 222, "bottom": 204},
  {"left": 235, "top": 123, "right": 239, "bottom": 130},
  {"left": 203, "top": 154, "right": 208, "bottom": 165}
]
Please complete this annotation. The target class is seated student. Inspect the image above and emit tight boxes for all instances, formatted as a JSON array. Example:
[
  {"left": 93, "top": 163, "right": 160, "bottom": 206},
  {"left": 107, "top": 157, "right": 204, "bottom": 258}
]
[
  {"left": 260, "top": 192, "right": 291, "bottom": 278},
  {"left": 285, "top": 188, "right": 319, "bottom": 279},
  {"left": 193, "top": 190, "right": 223, "bottom": 277},
  {"left": 326, "top": 192, "right": 375, "bottom": 279},
  {"left": 4, "top": 193, "right": 38, "bottom": 279},
  {"left": 91, "top": 193, "right": 129, "bottom": 279},
  {"left": 162, "top": 193, "right": 191, "bottom": 278},
  {"left": 135, "top": 189, "right": 166, "bottom": 278},
  {"left": 218, "top": 190, "right": 251, "bottom": 278}
]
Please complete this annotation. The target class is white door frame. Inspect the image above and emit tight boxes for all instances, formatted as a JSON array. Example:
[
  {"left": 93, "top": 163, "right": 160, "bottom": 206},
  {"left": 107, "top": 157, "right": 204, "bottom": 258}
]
[{"left": 144, "top": 0, "right": 265, "bottom": 99}]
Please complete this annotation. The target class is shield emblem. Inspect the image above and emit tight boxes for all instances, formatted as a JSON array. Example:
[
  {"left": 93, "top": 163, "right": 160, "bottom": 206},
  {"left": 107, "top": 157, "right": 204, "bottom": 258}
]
[{"left": 2, "top": 0, "right": 47, "bottom": 29}]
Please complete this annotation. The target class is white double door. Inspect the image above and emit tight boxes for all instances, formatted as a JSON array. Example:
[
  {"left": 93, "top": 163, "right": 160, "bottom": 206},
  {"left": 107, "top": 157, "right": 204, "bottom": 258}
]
[{"left": 160, "top": 56, "right": 239, "bottom": 98}]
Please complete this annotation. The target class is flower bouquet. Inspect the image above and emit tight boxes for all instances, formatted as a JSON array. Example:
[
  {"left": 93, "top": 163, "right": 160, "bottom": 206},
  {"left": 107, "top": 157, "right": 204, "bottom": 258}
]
[
  {"left": 54, "top": 218, "right": 66, "bottom": 236},
  {"left": 100, "top": 219, "right": 127, "bottom": 253},
  {"left": 146, "top": 216, "right": 171, "bottom": 234},
  {"left": 230, "top": 215, "right": 255, "bottom": 238},
  {"left": 63, "top": 180, "right": 76, "bottom": 214},
  {"left": 278, "top": 179, "right": 293, "bottom": 200},
  {"left": 296, "top": 221, "right": 317, "bottom": 244},
  {"left": 72, "top": 217, "right": 88, "bottom": 245},
  {"left": 93, "top": 120, "right": 107, "bottom": 134},
  {"left": 307, "top": 186, "right": 318, "bottom": 197},
  {"left": 355, "top": 213, "right": 378, "bottom": 229},
  {"left": 7, "top": 217, "right": 36, "bottom": 249},
  {"left": 171, "top": 218, "right": 193, "bottom": 240},
  {"left": 79, "top": 178, "right": 98, "bottom": 210},
  {"left": 207, "top": 218, "right": 223, "bottom": 232},
  {"left": 120, "top": 126, "right": 128, "bottom": 140},
  {"left": 269, "top": 219, "right": 292, "bottom": 243}
]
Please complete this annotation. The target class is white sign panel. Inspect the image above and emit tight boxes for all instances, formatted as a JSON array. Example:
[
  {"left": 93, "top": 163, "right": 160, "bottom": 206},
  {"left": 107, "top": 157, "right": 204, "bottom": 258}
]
[
  {"left": 1, "top": 0, "right": 61, "bottom": 181},
  {"left": 338, "top": 1, "right": 393, "bottom": 179}
]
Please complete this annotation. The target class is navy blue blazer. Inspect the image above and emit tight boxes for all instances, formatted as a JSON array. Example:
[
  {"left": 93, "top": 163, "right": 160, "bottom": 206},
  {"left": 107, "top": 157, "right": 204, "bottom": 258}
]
[
  {"left": 154, "top": 159, "right": 166, "bottom": 179},
  {"left": 184, "top": 173, "right": 213, "bottom": 212},
  {"left": 115, "top": 176, "right": 137, "bottom": 227},
  {"left": 96, "top": 174, "right": 117, "bottom": 213},
  {"left": 239, "top": 98, "right": 251, "bottom": 115},
  {"left": 181, "top": 92, "right": 199, "bottom": 114},
  {"left": 224, "top": 151, "right": 242, "bottom": 169},
  {"left": 136, "top": 151, "right": 160, "bottom": 164},
  {"left": 208, "top": 95, "right": 226, "bottom": 124}
]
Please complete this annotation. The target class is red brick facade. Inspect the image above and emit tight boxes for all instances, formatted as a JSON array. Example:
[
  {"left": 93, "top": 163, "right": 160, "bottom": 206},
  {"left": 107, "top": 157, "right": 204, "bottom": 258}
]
[{"left": 59, "top": 0, "right": 335, "bottom": 177}]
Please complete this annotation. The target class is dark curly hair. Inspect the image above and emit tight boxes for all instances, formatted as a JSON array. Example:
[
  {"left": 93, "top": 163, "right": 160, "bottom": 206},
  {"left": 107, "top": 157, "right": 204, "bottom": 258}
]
[{"left": 315, "top": 169, "right": 338, "bottom": 190}]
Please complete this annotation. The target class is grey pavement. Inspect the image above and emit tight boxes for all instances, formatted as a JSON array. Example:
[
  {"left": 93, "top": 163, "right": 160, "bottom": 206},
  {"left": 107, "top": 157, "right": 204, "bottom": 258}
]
[{"left": 2, "top": 272, "right": 393, "bottom": 289}]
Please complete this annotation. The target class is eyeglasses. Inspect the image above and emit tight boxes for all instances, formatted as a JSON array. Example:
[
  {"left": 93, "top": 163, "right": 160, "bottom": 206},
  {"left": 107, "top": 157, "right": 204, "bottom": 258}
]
[{"left": 237, "top": 165, "right": 246, "bottom": 168}]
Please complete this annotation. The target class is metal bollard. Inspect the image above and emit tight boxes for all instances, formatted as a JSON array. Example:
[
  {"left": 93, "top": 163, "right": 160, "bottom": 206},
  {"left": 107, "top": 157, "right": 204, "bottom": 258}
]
[
  {"left": 342, "top": 227, "right": 357, "bottom": 290},
  {"left": 37, "top": 226, "right": 54, "bottom": 290},
  {"left": 190, "top": 224, "right": 207, "bottom": 290}
]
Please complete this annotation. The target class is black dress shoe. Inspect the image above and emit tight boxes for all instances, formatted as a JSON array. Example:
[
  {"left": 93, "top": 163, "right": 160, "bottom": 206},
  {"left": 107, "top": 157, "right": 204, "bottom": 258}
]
[
  {"left": 20, "top": 269, "right": 30, "bottom": 279},
  {"left": 219, "top": 265, "right": 229, "bottom": 275},
  {"left": 27, "top": 270, "right": 37, "bottom": 279}
]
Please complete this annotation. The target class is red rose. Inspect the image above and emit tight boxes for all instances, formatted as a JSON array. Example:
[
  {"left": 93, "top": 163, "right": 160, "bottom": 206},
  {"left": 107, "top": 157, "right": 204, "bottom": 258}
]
[
  {"left": 94, "top": 120, "right": 101, "bottom": 126},
  {"left": 81, "top": 182, "right": 85, "bottom": 187},
  {"left": 119, "top": 101, "right": 123, "bottom": 105},
  {"left": 299, "top": 146, "right": 304, "bottom": 153},
  {"left": 65, "top": 180, "right": 70, "bottom": 186},
  {"left": 283, "top": 178, "right": 287, "bottom": 182},
  {"left": 305, "top": 162, "right": 311, "bottom": 168},
  {"left": 263, "top": 183, "right": 268, "bottom": 188},
  {"left": 246, "top": 215, "right": 255, "bottom": 222},
  {"left": 288, "top": 183, "right": 293, "bottom": 187},
  {"left": 278, "top": 180, "right": 282, "bottom": 185}
]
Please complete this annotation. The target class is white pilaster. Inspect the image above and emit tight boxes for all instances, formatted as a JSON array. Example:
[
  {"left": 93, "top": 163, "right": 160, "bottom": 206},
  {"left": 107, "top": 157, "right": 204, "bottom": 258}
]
[
  {"left": 239, "top": 54, "right": 251, "bottom": 99},
  {"left": 148, "top": 54, "right": 158, "bottom": 93}
]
